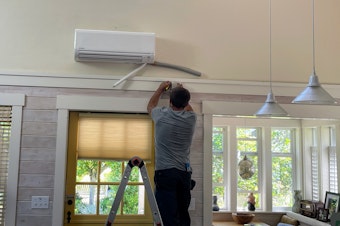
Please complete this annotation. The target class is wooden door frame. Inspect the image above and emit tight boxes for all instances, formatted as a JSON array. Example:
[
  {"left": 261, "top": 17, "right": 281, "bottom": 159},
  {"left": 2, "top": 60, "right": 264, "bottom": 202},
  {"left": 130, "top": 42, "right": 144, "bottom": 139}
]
[{"left": 53, "top": 95, "right": 157, "bottom": 226}]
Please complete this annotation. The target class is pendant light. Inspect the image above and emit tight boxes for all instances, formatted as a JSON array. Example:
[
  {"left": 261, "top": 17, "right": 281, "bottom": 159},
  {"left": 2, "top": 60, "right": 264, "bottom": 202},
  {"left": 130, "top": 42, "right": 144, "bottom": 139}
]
[
  {"left": 292, "top": 0, "right": 337, "bottom": 105},
  {"left": 255, "top": 0, "right": 289, "bottom": 117}
]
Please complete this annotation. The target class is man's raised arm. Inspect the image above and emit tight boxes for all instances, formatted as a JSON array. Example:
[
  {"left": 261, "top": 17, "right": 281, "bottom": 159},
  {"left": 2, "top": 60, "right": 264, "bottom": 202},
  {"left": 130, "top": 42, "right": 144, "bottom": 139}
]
[{"left": 147, "top": 81, "right": 171, "bottom": 114}]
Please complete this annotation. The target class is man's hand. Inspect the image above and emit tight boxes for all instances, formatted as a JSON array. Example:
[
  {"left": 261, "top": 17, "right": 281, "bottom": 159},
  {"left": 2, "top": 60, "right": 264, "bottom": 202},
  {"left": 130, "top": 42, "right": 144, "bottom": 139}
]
[
  {"left": 159, "top": 81, "right": 172, "bottom": 91},
  {"left": 147, "top": 81, "right": 171, "bottom": 114},
  {"left": 175, "top": 83, "right": 183, "bottom": 88}
]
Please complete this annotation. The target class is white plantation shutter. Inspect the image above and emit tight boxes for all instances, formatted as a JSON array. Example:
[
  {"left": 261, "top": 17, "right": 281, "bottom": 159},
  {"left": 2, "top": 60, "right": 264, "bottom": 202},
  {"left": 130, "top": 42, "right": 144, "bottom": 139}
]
[
  {"left": 77, "top": 113, "right": 153, "bottom": 161},
  {"left": 310, "top": 146, "right": 319, "bottom": 202},
  {"left": 329, "top": 146, "right": 338, "bottom": 193},
  {"left": 0, "top": 106, "right": 12, "bottom": 225}
]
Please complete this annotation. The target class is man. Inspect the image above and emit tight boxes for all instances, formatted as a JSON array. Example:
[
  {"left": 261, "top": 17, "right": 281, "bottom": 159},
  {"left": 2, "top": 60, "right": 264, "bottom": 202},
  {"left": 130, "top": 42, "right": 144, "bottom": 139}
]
[{"left": 147, "top": 81, "right": 196, "bottom": 226}]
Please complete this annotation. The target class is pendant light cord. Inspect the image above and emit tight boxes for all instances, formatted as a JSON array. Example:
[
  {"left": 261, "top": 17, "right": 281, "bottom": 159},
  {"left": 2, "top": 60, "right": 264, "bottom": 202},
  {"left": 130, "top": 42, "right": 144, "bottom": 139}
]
[
  {"left": 312, "top": 0, "right": 316, "bottom": 74},
  {"left": 269, "top": 0, "right": 273, "bottom": 93}
]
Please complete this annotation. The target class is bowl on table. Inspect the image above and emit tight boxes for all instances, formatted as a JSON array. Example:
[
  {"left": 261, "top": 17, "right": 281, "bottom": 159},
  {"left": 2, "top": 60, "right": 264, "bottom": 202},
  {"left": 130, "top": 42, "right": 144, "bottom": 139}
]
[{"left": 231, "top": 212, "right": 255, "bottom": 224}]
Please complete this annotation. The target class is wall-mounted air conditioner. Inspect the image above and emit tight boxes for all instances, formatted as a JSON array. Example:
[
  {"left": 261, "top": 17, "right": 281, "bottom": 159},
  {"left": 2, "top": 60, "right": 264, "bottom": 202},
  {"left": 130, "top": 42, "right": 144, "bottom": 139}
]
[{"left": 74, "top": 29, "right": 155, "bottom": 64}]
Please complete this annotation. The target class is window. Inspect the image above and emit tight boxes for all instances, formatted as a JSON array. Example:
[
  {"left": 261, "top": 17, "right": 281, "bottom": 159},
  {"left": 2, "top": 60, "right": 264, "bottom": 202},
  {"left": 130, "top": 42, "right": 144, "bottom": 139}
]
[
  {"left": 212, "top": 117, "right": 339, "bottom": 212},
  {"left": 305, "top": 124, "right": 338, "bottom": 201},
  {"left": 237, "top": 127, "right": 260, "bottom": 210},
  {"left": 329, "top": 127, "right": 338, "bottom": 193},
  {"left": 212, "top": 127, "right": 226, "bottom": 209},
  {"left": 77, "top": 113, "right": 153, "bottom": 160},
  {"left": 0, "top": 106, "right": 12, "bottom": 225},
  {"left": 271, "top": 128, "right": 294, "bottom": 210},
  {"left": 204, "top": 100, "right": 340, "bottom": 224},
  {"left": 66, "top": 112, "right": 154, "bottom": 225},
  {"left": 212, "top": 117, "right": 297, "bottom": 211},
  {"left": 75, "top": 160, "right": 146, "bottom": 215},
  {"left": 311, "top": 146, "right": 319, "bottom": 201},
  {"left": 329, "top": 146, "right": 338, "bottom": 193}
]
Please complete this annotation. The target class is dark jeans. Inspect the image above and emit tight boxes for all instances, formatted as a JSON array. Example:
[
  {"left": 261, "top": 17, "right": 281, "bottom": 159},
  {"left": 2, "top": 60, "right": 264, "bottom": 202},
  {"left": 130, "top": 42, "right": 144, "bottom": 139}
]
[{"left": 154, "top": 168, "right": 191, "bottom": 226}]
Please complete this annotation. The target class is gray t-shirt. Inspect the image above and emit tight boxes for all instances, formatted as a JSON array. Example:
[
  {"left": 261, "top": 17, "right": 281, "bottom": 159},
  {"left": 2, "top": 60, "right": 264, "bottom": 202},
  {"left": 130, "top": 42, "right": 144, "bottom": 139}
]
[{"left": 151, "top": 106, "right": 196, "bottom": 171}]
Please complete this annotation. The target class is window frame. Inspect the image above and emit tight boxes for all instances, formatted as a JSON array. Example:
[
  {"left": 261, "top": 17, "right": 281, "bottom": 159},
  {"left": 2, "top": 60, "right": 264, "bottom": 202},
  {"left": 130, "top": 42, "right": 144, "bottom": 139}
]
[
  {"left": 271, "top": 127, "right": 297, "bottom": 211},
  {"left": 203, "top": 101, "right": 340, "bottom": 224},
  {"left": 65, "top": 111, "right": 154, "bottom": 224},
  {"left": 329, "top": 146, "right": 338, "bottom": 193},
  {"left": 236, "top": 126, "right": 262, "bottom": 211},
  {"left": 212, "top": 127, "right": 230, "bottom": 210},
  {"left": 0, "top": 106, "right": 12, "bottom": 225},
  {"left": 53, "top": 95, "right": 153, "bottom": 226},
  {"left": 213, "top": 117, "right": 299, "bottom": 212},
  {"left": 329, "top": 126, "right": 337, "bottom": 193},
  {"left": 302, "top": 121, "right": 339, "bottom": 201},
  {"left": 1, "top": 93, "right": 25, "bottom": 226}
]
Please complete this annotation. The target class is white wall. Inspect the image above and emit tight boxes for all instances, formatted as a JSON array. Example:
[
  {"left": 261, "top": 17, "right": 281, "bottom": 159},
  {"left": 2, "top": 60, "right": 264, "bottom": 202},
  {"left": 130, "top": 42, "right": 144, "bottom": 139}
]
[{"left": 1, "top": 0, "right": 340, "bottom": 84}]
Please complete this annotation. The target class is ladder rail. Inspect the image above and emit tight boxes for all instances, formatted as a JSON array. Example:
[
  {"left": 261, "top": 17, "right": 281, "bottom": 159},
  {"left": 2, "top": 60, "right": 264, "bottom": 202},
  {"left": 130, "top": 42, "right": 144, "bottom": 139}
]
[
  {"left": 105, "top": 164, "right": 132, "bottom": 225},
  {"left": 140, "top": 163, "right": 162, "bottom": 225}
]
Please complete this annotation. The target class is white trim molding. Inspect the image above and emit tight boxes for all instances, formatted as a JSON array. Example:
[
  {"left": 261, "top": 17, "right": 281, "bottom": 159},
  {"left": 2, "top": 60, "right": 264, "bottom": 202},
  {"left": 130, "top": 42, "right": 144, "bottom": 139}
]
[
  {"left": 56, "top": 95, "right": 149, "bottom": 113},
  {"left": 0, "top": 72, "right": 340, "bottom": 99}
]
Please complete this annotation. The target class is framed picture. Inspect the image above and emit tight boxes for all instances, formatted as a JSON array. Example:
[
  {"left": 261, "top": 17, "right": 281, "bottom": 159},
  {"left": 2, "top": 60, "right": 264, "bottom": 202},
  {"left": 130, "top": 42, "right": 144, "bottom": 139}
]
[
  {"left": 325, "top": 191, "right": 340, "bottom": 221},
  {"left": 317, "top": 208, "right": 329, "bottom": 222}
]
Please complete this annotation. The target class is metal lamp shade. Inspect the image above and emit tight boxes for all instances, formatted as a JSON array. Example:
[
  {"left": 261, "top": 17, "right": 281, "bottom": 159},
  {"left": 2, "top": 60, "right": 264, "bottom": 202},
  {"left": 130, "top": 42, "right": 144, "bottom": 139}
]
[
  {"left": 292, "top": 0, "right": 337, "bottom": 106},
  {"left": 255, "top": 92, "right": 289, "bottom": 117},
  {"left": 292, "top": 73, "right": 337, "bottom": 105}
]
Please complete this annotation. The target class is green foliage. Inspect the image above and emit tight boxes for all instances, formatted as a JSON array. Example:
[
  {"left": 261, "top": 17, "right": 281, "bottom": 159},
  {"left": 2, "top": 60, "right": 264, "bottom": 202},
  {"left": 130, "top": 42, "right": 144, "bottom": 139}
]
[
  {"left": 212, "top": 155, "right": 223, "bottom": 184},
  {"left": 75, "top": 193, "right": 95, "bottom": 214},
  {"left": 123, "top": 185, "right": 140, "bottom": 214},
  {"left": 237, "top": 128, "right": 259, "bottom": 197},
  {"left": 76, "top": 160, "right": 98, "bottom": 182},
  {"left": 213, "top": 186, "right": 225, "bottom": 207},
  {"left": 212, "top": 128, "right": 223, "bottom": 152},
  {"left": 99, "top": 185, "right": 118, "bottom": 215},
  {"left": 75, "top": 160, "right": 143, "bottom": 215},
  {"left": 212, "top": 126, "right": 294, "bottom": 210},
  {"left": 100, "top": 161, "right": 122, "bottom": 182},
  {"left": 272, "top": 129, "right": 291, "bottom": 153},
  {"left": 271, "top": 129, "right": 294, "bottom": 207},
  {"left": 272, "top": 157, "right": 293, "bottom": 207},
  {"left": 212, "top": 129, "right": 226, "bottom": 208},
  {"left": 237, "top": 128, "right": 257, "bottom": 139}
]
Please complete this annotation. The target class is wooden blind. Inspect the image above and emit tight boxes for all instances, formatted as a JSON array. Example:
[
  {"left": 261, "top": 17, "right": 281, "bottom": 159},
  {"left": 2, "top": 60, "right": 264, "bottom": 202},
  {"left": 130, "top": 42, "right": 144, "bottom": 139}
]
[
  {"left": 310, "top": 146, "right": 319, "bottom": 202},
  {"left": 329, "top": 146, "right": 338, "bottom": 193},
  {"left": 77, "top": 113, "right": 153, "bottom": 161},
  {"left": 0, "top": 106, "right": 12, "bottom": 225}
]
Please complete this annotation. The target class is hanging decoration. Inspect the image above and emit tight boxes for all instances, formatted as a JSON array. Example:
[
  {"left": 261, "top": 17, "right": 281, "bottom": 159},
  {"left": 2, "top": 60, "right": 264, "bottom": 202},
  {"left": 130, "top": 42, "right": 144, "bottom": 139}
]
[{"left": 238, "top": 155, "right": 254, "bottom": 179}]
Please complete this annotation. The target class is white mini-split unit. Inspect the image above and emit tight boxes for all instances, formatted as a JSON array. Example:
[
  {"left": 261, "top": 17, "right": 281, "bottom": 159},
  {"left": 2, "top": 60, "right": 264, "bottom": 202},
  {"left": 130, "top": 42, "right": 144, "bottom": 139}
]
[{"left": 74, "top": 29, "right": 155, "bottom": 64}]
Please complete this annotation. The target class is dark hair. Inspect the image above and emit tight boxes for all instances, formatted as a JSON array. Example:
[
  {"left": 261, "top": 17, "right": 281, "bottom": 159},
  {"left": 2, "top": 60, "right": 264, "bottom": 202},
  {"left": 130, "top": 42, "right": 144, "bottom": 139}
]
[{"left": 170, "top": 87, "right": 191, "bottom": 108}]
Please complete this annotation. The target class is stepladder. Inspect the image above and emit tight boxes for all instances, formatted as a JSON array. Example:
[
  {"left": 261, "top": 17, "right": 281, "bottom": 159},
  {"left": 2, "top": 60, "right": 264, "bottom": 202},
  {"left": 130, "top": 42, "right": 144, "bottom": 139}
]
[{"left": 105, "top": 156, "right": 163, "bottom": 226}]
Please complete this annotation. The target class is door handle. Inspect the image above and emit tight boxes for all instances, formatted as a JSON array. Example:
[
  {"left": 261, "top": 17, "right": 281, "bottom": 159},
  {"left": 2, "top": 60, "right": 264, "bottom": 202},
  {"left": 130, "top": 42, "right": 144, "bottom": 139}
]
[
  {"left": 67, "top": 211, "right": 71, "bottom": 223},
  {"left": 65, "top": 195, "right": 74, "bottom": 223}
]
